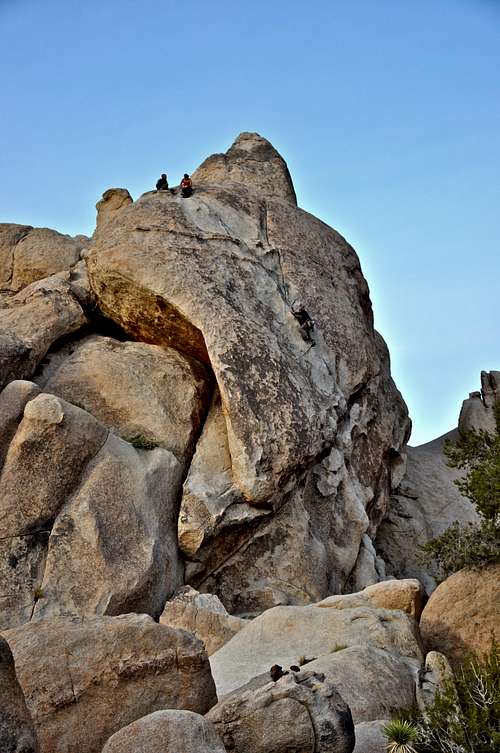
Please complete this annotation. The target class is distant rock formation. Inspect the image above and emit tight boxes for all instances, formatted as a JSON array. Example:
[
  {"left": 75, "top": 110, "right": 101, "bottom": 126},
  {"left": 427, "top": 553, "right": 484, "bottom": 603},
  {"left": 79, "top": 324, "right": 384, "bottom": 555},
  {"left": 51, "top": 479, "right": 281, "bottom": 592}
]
[{"left": 376, "top": 371, "right": 498, "bottom": 593}]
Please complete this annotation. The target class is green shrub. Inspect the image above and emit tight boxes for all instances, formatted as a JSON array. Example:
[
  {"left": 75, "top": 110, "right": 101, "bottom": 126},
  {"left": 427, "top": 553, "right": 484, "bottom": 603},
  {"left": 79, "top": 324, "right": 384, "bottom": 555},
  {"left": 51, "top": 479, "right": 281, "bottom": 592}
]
[
  {"left": 392, "top": 640, "right": 500, "bottom": 753},
  {"left": 419, "top": 519, "right": 500, "bottom": 580},
  {"left": 128, "top": 434, "right": 160, "bottom": 450},
  {"left": 419, "top": 401, "right": 500, "bottom": 579}
]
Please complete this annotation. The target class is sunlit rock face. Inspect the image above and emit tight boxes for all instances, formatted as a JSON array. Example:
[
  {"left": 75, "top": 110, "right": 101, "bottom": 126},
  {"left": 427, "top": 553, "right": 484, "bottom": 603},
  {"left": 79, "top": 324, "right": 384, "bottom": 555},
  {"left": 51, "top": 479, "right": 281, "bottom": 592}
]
[{"left": 87, "top": 132, "right": 409, "bottom": 614}]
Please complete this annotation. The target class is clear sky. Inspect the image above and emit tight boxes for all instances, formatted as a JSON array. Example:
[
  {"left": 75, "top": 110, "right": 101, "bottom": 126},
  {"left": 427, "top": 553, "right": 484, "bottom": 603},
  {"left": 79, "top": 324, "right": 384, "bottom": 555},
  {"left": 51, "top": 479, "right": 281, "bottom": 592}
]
[{"left": 1, "top": 0, "right": 498, "bottom": 445}]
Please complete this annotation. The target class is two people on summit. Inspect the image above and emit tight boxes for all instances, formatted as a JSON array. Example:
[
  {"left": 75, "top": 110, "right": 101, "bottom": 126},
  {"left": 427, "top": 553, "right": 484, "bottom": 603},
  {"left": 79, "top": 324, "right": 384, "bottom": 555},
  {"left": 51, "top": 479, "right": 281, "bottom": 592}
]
[
  {"left": 155, "top": 172, "right": 315, "bottom": 348},
  {"left": 155, "top": 172, "right": 192, "bottom": 198}
]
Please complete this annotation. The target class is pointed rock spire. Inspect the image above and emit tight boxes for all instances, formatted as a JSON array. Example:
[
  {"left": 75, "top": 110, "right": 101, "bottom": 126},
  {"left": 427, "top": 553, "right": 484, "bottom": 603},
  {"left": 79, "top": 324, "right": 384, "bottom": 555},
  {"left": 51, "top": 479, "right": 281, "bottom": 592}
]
[{"left": 192, "top": 132, "right": 297, "bottom": 205}]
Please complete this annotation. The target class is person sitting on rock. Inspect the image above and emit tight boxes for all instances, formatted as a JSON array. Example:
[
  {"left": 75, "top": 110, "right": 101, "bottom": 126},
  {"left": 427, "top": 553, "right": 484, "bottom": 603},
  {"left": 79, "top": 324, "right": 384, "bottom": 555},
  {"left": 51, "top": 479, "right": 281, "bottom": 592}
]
[
  {"left": 180, "top": 173, "right": 193, "bottom": 198},
  {"left": 291, "top": 300, "right": 315, "bottom": 346},
  {"left": 156, "top": 173, "right": 169, "bottom": 191},
  {"left": 270, "top": 664, "right": 288, "bottom": 682}
]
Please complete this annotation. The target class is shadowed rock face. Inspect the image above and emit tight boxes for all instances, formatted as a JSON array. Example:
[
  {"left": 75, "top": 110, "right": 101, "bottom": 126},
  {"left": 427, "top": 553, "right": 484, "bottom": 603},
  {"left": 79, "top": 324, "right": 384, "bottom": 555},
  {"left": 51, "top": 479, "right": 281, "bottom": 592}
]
[
  {"left": 87, "top": 132, "right": 410, "bottom": 612},
  {"left": 0, "top": 636, "right": 39, "bottom": 753}
]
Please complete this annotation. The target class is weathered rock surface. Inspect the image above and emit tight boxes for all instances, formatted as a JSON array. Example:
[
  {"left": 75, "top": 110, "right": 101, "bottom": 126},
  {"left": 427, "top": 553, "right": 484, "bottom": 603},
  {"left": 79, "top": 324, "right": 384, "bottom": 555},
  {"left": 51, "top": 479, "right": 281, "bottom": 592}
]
[
  {"left": 206, "top": 670, "right": 355, "bottom": 753},
  {"left": 0, "top": 223, "right": 32, "bottom": 289},
  {"left": 0, "top": 273, "right": 87, "bottom": 391},
  {"left": 210, "top": 600, "right": 422, "bottom": 697},
  {"left": 95, "top": 188, "right": 133, "bottom": 233},
  {"left": 459, "top": 370, "right": 499, "bottom": 434},
  {"left": 0, "top": 390, "right": 184, "bottom": 627},
  {"left": 353, "top": 721, "right": 388, "bottom": 753},
  {"left": 0, "top": 636, "right": 39, "bottom": 753},
  {"left": 376, "top": 430, "right": 478, "bottom": 593},
  {"left": 37, "top": 334, "right": 211, "bottom": 463},
  {"left": 316, "top": 579, "right": 424, "bottom": 620},
  {"left": 87, "top": 132, "right": 409, "bottom": 612},
  {"left": 4, "top": 614, "right": 216, "bottom": 753},
  {"left": 0, "top": 223, "right": 87, "bottom": 293},
  {"left": 416, "top": 651, "right": 454, "bottom": 713},
  {"left": 160, "top": 586, "right": 248, "bottom": 655},
  {"left": 102, "top": 710, "right": 226, "bottom": 753},
  {"left": 304, "top": 646, "right": 417, "bottom": 723},
  {"left": 192, "top": 131, "right": 298, "bottom": 205},
  {"left": 419, "top": 565, "right": 500, "bottom": 665},
  {"left": 33, "top": 434, "right": 183, "bottom": 620}
]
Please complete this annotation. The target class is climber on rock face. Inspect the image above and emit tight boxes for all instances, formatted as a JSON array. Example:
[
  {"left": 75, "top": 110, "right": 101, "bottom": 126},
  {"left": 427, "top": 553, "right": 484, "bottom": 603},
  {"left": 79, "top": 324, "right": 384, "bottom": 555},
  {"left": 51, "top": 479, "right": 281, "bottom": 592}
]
[
  {"left": 180, "top": 173, "right": 193, "bottom": 198},
  {"left": 156, "top": 173, "right": 169, "bottom": 191},
  {"left": 291, "top": 300, "right": 315, "bottom": 346}
]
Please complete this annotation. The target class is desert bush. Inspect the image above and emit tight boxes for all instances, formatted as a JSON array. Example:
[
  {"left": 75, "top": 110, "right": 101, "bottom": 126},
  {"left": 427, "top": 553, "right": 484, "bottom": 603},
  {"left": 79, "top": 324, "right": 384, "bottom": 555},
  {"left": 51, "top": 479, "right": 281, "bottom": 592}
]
[{"left": 390, "top": 640, "right": 500, "bottom": 753}]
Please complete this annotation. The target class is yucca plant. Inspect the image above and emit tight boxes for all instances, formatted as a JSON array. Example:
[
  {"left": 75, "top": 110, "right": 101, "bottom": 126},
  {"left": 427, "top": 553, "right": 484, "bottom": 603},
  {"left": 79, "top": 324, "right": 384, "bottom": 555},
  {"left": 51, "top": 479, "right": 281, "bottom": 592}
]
[{"left": 383, "top": 719, "right": 419, "bottom": 753}]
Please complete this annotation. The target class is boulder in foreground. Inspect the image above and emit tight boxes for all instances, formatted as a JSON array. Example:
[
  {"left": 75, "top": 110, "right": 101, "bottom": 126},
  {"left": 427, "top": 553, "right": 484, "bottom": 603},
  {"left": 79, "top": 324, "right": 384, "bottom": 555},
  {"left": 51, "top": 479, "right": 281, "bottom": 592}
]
[
  {"left": 419, "top": 564, "right": 500, "bottom": 665},
  {"left": 102, "top": 709, "right": 225, "bottom": 753},
  {"left": 4, "top": 614, "right": 216, "bottom": 753},
  {"left": 207, "top": 669, "right": 355, "bottom": 753}
]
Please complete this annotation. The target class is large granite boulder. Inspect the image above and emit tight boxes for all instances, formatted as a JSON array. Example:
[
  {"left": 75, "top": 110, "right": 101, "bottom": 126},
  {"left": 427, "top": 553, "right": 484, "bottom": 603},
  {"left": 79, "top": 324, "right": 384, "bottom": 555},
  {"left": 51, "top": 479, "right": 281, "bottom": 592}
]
[
  {"left": 160, "top": 586, "right": 248, "bottom": 655},
  {"left": 0, "top": 273, "right": 87, "bottom": 391},
  {"left": 419, "top": 565, "right": 500, "bottom": 665},
  {"left": 102, "top": 710, "right": 226, "bottom": 753},
  {"left": 36, "top": 334, "right": 211, "bottom": 464},
  {"left": 0, "top": 390, "right": 183, "bottom": 628},
  {"left": 206, "top": 670, "right": 355, "bottom": 753},
  {"left": 210, "top": 598, "right": 423, "bottom": 698},
  {"left": 87, "top": 132, "right": 409, "bottom": 612},
  {"left": 3, "top": 614, "right": 216, "bottom": 753},
  {"left": 0, "top": 223, "right": 88, "bottom": 293},
  {"left": 0, "top": 636, "right": 39, "bottom": 753}
]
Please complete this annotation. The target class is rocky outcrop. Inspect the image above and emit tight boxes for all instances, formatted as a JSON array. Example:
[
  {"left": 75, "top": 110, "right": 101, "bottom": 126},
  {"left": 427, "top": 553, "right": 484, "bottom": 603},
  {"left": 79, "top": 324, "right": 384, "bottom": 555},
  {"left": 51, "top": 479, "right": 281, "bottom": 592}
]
[
  {"left": 192, "top": 131, "right": 298, "bottom": 204},
  {"left": 458, "top": 370, "right": 499, "bottom": 434},
  {"left": 0, "top": 223, "right": 87, "bottom": 294},
  {"left": 376, "top": 430, "right": 478, "bottom": 593},
  {"left": 206, "top": 670, "right": 355, "bottom": 753},
  {"left": 416, "top": 651, "right": 454, "bottom": 713},
  {"left": 160, "top": 586, "right": 248, "bottom": 655},
  {"left": 377, "top": 371, "right": 499, "bottom": 593},
  {"left": 36, "top": 334, "right": 211, "bottom": 464},
  {"left": 87, "top": 132, "right": 409, "bottom": 612},
  {"left": 0, "top": 636, "right": 39, "bottom": 753},
  {"left": 4, "top": 614, "right": 216, "bottom": 753},
  {"left": 419, "top": 565, "right": 500, "bottom": 665},
  {"left": 0, "top": 273, "right": 87, "bottom": 391},
  {"left": 102, "top": 710, "right": 226, "bottom": 753},
  {"left": 95, "top": 188, "right": 133, "bottom": 233},
  {"left": 210, "top": 597, "right": 423, "bottom": 698},
  {"left": 0, "top": 389, "right": 183, "bottom": 628}
]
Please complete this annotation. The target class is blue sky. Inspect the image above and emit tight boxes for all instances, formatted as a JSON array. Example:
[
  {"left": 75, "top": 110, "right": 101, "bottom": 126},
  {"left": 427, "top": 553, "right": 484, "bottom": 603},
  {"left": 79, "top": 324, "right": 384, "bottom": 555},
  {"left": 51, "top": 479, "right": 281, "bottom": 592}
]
[{"left": 1, "top": 0, "right": 498, "bottom": 444}]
